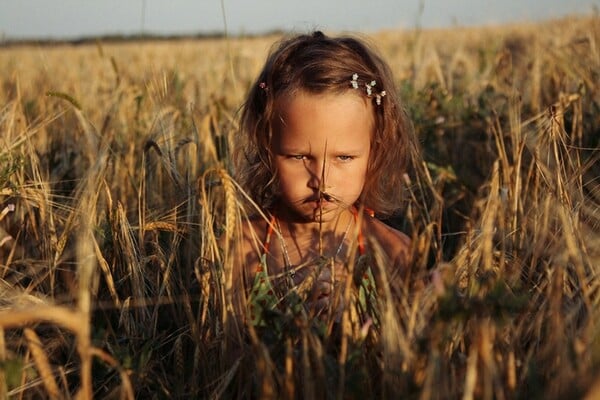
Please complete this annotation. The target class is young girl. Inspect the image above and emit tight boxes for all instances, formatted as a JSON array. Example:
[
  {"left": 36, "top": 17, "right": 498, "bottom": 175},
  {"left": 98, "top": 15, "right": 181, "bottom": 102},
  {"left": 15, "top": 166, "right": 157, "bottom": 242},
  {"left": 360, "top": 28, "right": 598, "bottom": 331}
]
[{"left": 232, "top": 31, "right": 413, "bottom": 326}]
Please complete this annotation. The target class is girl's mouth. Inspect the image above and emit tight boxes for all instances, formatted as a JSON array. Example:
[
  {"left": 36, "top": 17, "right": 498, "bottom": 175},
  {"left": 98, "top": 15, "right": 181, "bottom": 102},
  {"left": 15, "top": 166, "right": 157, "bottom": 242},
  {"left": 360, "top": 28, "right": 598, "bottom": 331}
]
[
  {"left": 306, "top": 192, "right": 334, "bottom": 206},
  {"left": 310, "top": 199, "right": 332, "bottom": 210}
]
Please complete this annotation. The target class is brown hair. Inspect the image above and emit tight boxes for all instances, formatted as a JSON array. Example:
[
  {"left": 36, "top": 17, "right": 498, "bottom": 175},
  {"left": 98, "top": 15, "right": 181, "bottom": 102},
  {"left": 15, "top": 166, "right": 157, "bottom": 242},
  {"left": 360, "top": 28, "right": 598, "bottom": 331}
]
[{"left": 235, "top": 31, "right": 413, "bottom": 216}]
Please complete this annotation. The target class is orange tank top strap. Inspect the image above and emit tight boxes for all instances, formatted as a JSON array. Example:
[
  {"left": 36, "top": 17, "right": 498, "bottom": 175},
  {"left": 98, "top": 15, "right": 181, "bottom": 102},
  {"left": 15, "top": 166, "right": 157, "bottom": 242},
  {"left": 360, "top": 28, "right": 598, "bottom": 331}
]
[
  {"left": 262, "top": 215, "right": 276, "bottom": 256},
  {"left": 351, "top": 206, "right": 375, "bottom": 255},
  {"left": 248, "top": 214, "right": 278, "bottom": 326}
]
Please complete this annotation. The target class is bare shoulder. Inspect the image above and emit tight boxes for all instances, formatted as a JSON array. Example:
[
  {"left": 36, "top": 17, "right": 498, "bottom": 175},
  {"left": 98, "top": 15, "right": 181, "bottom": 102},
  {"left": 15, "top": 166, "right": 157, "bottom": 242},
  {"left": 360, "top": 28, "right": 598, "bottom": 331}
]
[
  {"left": 363, "top": 215, "right": 412, "bottom": 269},
  {"left": 235, "top": 216, "right": 269, "bottom": 271}
]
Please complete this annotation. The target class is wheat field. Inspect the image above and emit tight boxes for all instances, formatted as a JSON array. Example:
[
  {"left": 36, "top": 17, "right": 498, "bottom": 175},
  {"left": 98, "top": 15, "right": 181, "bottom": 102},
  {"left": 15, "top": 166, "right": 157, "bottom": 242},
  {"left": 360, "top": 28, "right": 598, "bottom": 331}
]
[{"left": 0, "top": 15, "right": 599, "bottom": 399}]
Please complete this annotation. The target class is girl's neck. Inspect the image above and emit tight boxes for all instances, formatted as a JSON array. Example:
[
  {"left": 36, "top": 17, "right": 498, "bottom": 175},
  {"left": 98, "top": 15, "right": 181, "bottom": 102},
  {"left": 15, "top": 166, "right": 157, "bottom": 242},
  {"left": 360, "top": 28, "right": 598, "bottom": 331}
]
[{"left": 273, "top": 206, "right": 355, "bottom": 268}]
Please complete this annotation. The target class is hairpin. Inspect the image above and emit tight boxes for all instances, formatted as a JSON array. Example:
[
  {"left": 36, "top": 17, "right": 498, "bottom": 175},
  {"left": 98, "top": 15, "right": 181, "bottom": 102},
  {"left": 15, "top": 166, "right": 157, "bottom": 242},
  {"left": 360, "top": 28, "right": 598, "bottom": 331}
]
[
  {"left": 350, "top": 74, "right": 386, "bottom": 105},
  {"left": 351, "top": 73, "right": 359, "bottom": 89},
  {"left": 259, "top": 82, "right": 268, "bottom": 91},
  {"left": 375, "top": 91, "right": 386, "bottom": 105}
]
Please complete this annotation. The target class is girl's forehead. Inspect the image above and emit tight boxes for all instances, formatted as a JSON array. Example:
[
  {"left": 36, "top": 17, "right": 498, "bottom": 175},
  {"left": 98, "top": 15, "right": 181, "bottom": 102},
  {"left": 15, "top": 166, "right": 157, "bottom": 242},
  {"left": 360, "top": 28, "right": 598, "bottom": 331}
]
[
  {"left": 275, "top": 89, "right": 375, "bottom": 127},
  {"left": 273, "top": 90, "right": 374, "bottom": 146}
]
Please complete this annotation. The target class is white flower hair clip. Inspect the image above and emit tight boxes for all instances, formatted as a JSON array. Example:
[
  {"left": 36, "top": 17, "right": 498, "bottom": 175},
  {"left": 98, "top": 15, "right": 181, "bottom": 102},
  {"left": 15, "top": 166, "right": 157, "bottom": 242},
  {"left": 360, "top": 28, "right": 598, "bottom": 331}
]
[
  {"left": 350, "top": 74, "right": 386, "bottom": 105},
  {"left": 351, "top": 73, "right": 359, "bottom": 89}
]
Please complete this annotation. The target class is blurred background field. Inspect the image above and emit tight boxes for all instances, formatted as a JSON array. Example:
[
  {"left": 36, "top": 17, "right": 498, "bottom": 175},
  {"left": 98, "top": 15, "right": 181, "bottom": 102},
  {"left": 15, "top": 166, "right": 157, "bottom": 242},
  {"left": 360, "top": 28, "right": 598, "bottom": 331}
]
[{"left": 1, "top": 15, "right": 599, "bottom": 399}]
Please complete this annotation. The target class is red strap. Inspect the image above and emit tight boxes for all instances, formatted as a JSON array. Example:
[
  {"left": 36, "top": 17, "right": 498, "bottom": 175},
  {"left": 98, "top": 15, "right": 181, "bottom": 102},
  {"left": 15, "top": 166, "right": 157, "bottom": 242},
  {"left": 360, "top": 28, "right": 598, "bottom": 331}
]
[
  {"left": 351, "top": 207, "right": 373, "bottom": 255},
  {"left": 264, "top": 215, "right": 276, "bottom": 253}
]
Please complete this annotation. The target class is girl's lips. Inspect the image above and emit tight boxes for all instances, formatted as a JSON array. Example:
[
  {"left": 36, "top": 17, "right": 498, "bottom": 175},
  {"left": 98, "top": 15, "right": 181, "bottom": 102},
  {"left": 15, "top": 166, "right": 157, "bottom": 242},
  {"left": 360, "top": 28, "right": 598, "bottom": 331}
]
[
  {"left": 305, "top": 192, "right": 335, "bottom": 206},
  {"left": 306, "top": 196, "right": 333, "bottom": 206},
  {"left": 311, "top": 200, "right": 333, "bottom": 210}
]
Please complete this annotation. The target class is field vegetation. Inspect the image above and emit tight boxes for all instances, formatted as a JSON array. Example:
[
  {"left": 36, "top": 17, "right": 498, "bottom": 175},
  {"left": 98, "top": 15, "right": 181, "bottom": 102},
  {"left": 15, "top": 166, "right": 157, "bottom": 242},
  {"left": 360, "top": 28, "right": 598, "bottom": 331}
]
[{"left": 0, "top": 15, "right": 599, "bottom": 399}]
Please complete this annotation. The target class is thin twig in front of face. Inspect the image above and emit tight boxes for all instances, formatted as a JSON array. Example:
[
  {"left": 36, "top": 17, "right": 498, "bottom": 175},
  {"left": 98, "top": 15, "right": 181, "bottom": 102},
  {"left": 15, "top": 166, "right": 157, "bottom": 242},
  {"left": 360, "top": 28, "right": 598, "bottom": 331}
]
[{"left": 318, "top": 141, "right": 328, "bottom": 256}]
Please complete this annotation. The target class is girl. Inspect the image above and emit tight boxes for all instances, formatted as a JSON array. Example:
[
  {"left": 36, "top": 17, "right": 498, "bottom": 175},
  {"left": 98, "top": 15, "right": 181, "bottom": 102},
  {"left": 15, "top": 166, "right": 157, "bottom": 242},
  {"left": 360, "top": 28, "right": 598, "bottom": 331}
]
[{"left": 232, "top": 31, "right": 413, "bottom": 326}]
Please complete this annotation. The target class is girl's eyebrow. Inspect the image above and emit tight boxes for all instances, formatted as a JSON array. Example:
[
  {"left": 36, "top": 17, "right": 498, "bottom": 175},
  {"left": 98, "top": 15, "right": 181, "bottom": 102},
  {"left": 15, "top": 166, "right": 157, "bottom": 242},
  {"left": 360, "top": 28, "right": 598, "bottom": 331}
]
[
  {"left": 277, "top": 147, "right": 366, "bottom": 155},
  {"left": 278, "top": 147, "right": 306, "bottom": 154},
  {"left": 277, "top": 143, "right": 313, "bottom": 153},
  {"left": 334, "top": 145, "right": 368, "bottom": 154}
]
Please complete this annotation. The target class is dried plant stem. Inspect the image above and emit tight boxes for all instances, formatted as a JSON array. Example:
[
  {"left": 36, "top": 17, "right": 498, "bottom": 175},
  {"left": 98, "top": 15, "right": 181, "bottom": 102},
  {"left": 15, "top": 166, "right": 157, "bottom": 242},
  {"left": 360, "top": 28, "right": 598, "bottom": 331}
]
[
  {"left": 24, "top": 328, "right": 60, "bottom": 399},
  {"left": 89, "top": 347, "right": 135, "bottom": 400},
  {"left": 0, "top": 307, "right": 86, "bottom": 332},
  {"left": 0, "top": 328, "right": 6, "bottom": 399}
]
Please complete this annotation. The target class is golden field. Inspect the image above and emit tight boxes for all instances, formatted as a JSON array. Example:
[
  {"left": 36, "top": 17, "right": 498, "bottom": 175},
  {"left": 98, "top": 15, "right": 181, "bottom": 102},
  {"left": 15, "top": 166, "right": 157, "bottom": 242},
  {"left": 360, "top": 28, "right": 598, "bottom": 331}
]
[{"left": 0, "top": 16, "right": 599, "bottom": 399}]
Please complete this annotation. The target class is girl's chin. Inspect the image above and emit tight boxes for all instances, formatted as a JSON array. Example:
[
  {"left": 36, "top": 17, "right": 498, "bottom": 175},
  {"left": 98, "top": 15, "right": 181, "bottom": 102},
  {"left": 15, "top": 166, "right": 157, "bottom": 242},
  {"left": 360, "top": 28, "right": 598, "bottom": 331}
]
[{"left": 306, "top": 206, "right": 340, "bottom": 222}]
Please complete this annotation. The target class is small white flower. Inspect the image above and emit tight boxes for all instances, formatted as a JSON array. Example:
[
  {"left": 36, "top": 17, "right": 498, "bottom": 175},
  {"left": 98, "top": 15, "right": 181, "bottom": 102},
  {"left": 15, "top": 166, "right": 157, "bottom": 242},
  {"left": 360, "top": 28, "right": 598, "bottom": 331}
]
[
  {"left": 350, "top": 74, "right": 385, "bottom": 106},
  {"left": 351, "top": 73, "right": 359, "bottom": 89}
]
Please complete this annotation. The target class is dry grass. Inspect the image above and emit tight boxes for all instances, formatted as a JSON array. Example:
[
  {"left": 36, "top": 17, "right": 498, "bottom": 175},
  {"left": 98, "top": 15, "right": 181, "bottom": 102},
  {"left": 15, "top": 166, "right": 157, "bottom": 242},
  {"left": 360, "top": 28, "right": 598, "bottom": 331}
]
[{"left": 0, "top": 15, "right": 599, "bottom": 399}]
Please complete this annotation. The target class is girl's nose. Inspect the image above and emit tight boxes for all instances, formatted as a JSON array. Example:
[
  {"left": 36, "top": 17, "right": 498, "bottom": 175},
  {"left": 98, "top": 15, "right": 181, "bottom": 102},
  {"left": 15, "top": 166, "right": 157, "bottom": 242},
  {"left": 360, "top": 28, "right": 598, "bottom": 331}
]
[
  {"left": 307, "top": 172, "right": 321, "bottom": 190},
  {"left": 305, "top": 161, "right": 322, "bottom": 189}
]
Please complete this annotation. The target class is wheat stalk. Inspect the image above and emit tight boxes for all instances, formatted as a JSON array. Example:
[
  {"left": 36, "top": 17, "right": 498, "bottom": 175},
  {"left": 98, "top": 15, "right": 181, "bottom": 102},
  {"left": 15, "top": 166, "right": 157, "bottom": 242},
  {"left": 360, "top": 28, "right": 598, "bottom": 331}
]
[{"left": 24, "top": 328, "right": 60, "bottom": 399}]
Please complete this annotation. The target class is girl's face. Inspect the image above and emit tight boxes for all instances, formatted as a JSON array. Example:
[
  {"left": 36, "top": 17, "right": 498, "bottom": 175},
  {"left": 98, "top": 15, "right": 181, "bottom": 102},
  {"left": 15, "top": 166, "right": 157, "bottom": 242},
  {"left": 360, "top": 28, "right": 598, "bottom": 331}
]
[{"left": 273, "top": 90, "right": 373, "bottom": 223}]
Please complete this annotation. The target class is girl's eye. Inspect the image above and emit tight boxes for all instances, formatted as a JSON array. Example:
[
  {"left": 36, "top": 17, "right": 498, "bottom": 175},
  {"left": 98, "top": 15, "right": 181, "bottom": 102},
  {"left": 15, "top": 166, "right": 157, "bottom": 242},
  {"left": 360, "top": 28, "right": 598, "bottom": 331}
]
[
  {"left": 337, "top": 155, "right": 354, "bottom": 161},
  {"left": 291, "top": 155, "right": 306, "bottom": 160}
]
